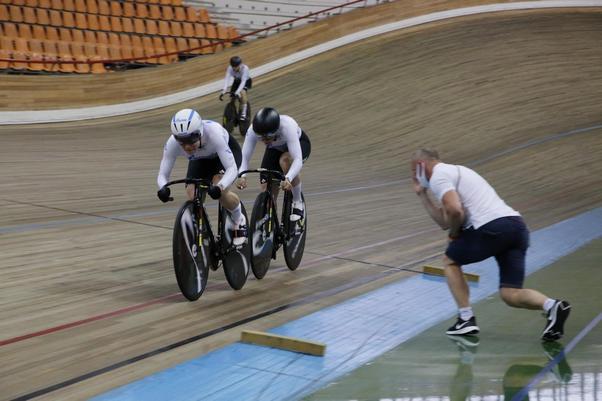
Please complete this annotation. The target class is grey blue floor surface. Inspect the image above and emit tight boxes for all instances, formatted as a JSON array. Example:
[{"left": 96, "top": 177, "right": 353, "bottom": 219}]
[{"left": 305, "top": 238, "right": 602, "bottom": 401}]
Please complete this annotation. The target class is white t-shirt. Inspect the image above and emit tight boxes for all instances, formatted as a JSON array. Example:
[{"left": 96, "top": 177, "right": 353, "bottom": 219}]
[
  {"left": 222, "top": 64, "right": 251, "bottom": 96},
  {"left": 239, "top": 115, "right": 303, "bottom": 182},
  {"left": 157, "top": 120, "right": 236, "bottom": 189},
  {"left": 429, "top": 162, "right": 520, "bottom": 229}
]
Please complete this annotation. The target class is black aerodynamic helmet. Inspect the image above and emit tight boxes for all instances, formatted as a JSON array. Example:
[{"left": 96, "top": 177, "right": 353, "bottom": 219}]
[
  {"left": 252, "top": 108, "right": 280, "bottom": 136},
  {"left": 230, "top": 56, "right": 242, "bottom": 67}
]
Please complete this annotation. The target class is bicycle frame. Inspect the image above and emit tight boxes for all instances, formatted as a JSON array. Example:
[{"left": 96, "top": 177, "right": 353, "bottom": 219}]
[{"left": 239, "top": 169, "right": 291, "bottom": 246}]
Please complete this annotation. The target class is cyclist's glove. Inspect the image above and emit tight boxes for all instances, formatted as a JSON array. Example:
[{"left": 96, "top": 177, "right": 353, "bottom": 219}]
[
  {"left": 208, "top": 185, "right": 222, "bottom": 200},
  {"left": 157, "top": 186, "right": 171, "bottom": 203}
]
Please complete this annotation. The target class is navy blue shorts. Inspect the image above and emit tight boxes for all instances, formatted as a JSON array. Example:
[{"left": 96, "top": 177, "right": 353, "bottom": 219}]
[{"left": 445, "top": 216, "right": 530, "bottom": 288}]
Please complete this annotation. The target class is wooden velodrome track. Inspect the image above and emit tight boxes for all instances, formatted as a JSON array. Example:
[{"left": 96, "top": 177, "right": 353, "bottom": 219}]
[{"left": 1, "top": 8, "right": 602, "bottom": 401}]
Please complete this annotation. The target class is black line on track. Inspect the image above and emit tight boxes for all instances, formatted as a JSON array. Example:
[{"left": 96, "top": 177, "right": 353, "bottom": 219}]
[
  {"left": 10, "top": 264, "right": 416, "bottom": 401},
  {"left": 1, "top": 198, "right": 172, "bottom": 230}
]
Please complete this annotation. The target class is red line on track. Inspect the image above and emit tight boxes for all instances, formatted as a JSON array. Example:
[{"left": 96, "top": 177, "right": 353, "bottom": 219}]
[
  {"left": 0, "top": 229, "right": 434, "bottom": 347},
  {"left": 0, "top": 292, "right": 181, "bottom": 347}
]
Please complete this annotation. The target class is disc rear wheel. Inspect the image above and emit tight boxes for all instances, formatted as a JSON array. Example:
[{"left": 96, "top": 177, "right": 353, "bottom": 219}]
[{"left": 172, "top": 201, "right": 210, "bottom": 301}]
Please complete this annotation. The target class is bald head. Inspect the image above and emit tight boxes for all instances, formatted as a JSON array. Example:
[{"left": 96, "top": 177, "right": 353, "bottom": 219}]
[{"left": 412, "top": 148, "right": 440, "bottom": 162}]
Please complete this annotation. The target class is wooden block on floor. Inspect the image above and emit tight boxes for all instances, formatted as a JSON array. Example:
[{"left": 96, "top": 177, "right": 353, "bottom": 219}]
[
  {"left": 423, "top": 265, "right": 480, "bottom": 282},
  {"left": 241, "top": 330, "right": 326, "bottom": 356}
]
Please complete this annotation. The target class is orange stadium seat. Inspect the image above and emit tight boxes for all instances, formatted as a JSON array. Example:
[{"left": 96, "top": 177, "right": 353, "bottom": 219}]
[
  {"left": 122, "top": 2, "right": 135, "bottom": 17},
  {"left": 12, "top": 37, "right": 29, "bottom": 70},
  {"left": 18, "top": 23, "right": 33, "bottom": 39},
  {"left": 161, "top": 5, "right": 173, "bottom": 20},
  {"left": 175, "top": 36, "right": 187, "bottom": 52},
  {"left": 109, "top": 16, "right": 123, "bottom": 32},
  {"left": 118, "top": 33, "right": 130, "bottom": 46},
  {"left": 157, "top": 20, "right": 169, "bottom": 36},
  {"left": 86, "top": 0, "right": 97, "bottom": 14},
  {"left": 135, "top": 3, "right": 148, "bottom": 18},
  {"left": 96, "top": 31, "right": 108, "bottom": 44},
  {"left": 63, "top": 0, "right": 75, "bottom": 11},
  {"left": 133, "top": 18, "right": 145, "bottom": 34},
  {"left": 174, "top": 6, "right": 185, "bottom": 21},
  {"left": 36, "top": 8, "right": 50, "bottom": 25},
  {"left": 59, "top": 27, "right": 72, "bottom": 42},
  {"left": 74, "top": 0, "right": 85, "bottom": 13},
  {"left": 109, "top": 1, "right": 121, "bottom": 16},
  {"left": 170, "top": 21, "right": 182, "bottom": 37},
  {"left": 23, "top": 7, "right": 37, "bottom": 23},
  {"left": 182, "top": 22, "right": 194, "bottom": 38},
  {"left": 145, "top": 19, "right": 157, "bottom": 35},
  {"left": 121, "top": 17, "right": 134, "bottom": 33},
  {"left": 51, "top": 0, "right": 63, "bottom": 10},
  {"left": 32, "top": 24, "right": 46, "bottom": 40},
  {"left": 0, "top": 37, "right": 12, "bottom": 70},
  {"left": 141, "top": 36, "right": 158, "bottom": 63},
  {"left": 75, "top": 12, "right": 87, "bottom": 29},
  {"left": 0, "top": 5, "right": 8, "bottom": 21},
  {"left": 84, "top": 30, "right": 96, "bottom": 43},
  {"left": 49, "top": 10, "right": 62, "bottom": 26},
  {"left": 193, "top": 23, "right": 205, "bottom": 38},
  {"left": 9, "top": 5, "right": 24, "bottom": 23},
  {"left": 26, "top": 0, "right": 39, "bottom": 7},
  {"left": 72, "top": 28, "right": 84, "bottom": 43},
  {"left": 147, "top": 0, "right": 159, "bottom": 4},
  {"left": 198, "top": 8, "right": 209, "bottom": 23},
  {"left": 87, "top": 13, "right": 99, "bottom": 30},
  {"left": 148, "top": 5, "right": 161, "bottom": 19},
  {"left": 185, "top": 7, "right": 196, "bottom": 23},
  {"left": 97, "top": 0, "right": 109, "bottom": 15},
  {"left": 205, "top": 23, "right": 216, "bottom": 39},
  {"left": 12, "top": 0, "right": 26, "bottom": 5},
  {"left": 98, "top": 15, "right": 110, "bottom": 31},
  {"left": 62, "top": 11, "right": 75, "bottom": 28},
  {"left": 38, "top": 0, "right": 51, "bottom": 7},
  {"left": 45, "top": 26, "right": 59, "bottom": 41},
  {"left": 108, "top": 31, "right": 119, "bottom": 46},
  {"left": 3, "top": 23, "right": 19, "bottom": 38},
  {"left": 27, "top": 39, "right": 47, "bottom": 72},
  {"left": 164, "top": 36, "right": 177, "bottom": 58}
]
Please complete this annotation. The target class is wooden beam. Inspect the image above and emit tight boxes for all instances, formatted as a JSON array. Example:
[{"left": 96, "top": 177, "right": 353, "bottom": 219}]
[{"left": 241, "top": 330, "right": 326, "bottom": 356}]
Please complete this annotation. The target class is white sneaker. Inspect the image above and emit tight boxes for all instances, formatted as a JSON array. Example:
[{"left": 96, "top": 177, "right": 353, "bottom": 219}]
[
  {"left": 231, "top": 215, "right": 248, "bottom": 247},
  {"left": 290, "top": 201, "right": 304, "bottom": 222}
]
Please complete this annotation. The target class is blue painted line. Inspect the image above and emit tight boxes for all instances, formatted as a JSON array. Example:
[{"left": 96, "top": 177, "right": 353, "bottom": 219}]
[
  {"left": 510, "top": 312, "right": 602, "bottom": 401},
  {"left": 91, "top": 207, "right": 602, "bottom": 401}
]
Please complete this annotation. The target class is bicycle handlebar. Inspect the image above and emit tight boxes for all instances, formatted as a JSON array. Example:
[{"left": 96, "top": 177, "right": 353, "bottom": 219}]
[
  {"left": 164, "top": 178, "right": 212, "bottom": 188},
  {"left": 238, "top": 169, "right": 286, "bottom": 181}
]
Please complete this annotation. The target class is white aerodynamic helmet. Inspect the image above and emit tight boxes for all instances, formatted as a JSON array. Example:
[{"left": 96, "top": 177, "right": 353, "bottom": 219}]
[{"left": 170, "top": 109, "right": 203, "bottom": 143}]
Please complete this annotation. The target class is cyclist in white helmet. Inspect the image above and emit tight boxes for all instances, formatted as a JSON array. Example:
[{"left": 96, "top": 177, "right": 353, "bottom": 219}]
[
  {"left": 157, "top": 108, "right": 247, "bottom": 245},
  {"left": 237, "top": 107, "right": 311, "bottom": 222},
  {"left": 220, "top": 56, "right": 252, "bottom": 121}
]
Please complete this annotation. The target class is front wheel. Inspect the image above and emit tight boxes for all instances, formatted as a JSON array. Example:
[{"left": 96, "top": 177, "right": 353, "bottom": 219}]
[
  {"left": 222, "top": 101, "right": 237, "bottom": 134},
  {"left": 172, "top": 201, "right": 210, "bottom": 301},
  {"left": 249, "top": 191, "right": 277, "bottom": 279},
  {"left": 283, "top": 192, "right": 306, "bottom": 271},
  {"left": 220, "top": 202, "right": 251, "bottom": 290}
]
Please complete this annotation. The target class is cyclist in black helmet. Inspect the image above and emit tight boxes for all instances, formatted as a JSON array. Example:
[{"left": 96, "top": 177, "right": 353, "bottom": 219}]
[
  {"left": 220, "top": 56, "right": 252, "bottom": 121},
  {"left": 237, "top": 107, "right": 311, "bottom": 222}
]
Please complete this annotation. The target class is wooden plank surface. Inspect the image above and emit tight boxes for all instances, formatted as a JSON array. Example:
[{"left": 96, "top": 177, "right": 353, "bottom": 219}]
[
  {"left": 0, "top": 9, "right": 601, "bottom": 401},
  {"left": 0, "top": 0, "right": 531, "bottom": 110}
]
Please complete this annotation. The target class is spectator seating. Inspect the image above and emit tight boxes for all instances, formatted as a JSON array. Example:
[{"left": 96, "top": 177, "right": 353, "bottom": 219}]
[{"left": 0, "top": 0, "right": 239, "bottom": 73}]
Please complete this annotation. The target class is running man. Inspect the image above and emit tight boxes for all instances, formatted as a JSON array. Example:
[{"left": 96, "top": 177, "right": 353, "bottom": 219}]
[
  {"left": 237, "top": 107, "right": 311, "bottom": 221},
  {"left": 411, "top": 148, "right": 570, "bottom": 341},
  {"left": 220, "top": 56, "right": 252, "bottom": 121},
  {"left": 157, "top": 108, "right": 247, "bottom": 245}
]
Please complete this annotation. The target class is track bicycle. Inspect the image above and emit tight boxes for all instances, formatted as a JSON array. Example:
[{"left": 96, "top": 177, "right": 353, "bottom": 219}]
[
  {"left": 238, "top": 169, "right": 307, "bottom": 279},
  {"left": 164, "top": 178, "right": 251, "bottom": 301},
  {"left": 221, "top": 93, "right": 251, "bottom": 136}
]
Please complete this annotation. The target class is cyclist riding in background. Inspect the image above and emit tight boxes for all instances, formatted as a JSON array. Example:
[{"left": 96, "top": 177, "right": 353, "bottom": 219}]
[
  {"left": 220, "top": 56, "right": 252, "bottom": 121},
  {"left": 157, "top": 108, "right": 247, "bottom": 246},
  {"left": 237, "top": 107, "right": 311, "bottom": 222}
]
